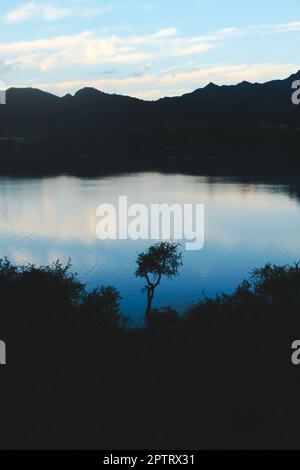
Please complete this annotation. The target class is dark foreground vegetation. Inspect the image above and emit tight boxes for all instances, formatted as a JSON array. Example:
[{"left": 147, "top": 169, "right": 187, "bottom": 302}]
[{"left": 1, "top": 259, "right": 300, "bottom": 449}]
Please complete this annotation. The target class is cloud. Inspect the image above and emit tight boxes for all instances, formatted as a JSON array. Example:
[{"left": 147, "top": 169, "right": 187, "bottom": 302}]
[
  {"left": 4, "top": 1, "right": 110, "bottom": 24},
  {"left": 1, "top": 19, "right": 298, "bottom": 75},
  {"left": 151, "top": 28, "right": 177, "bottom": 38},
  {"left": 250, "top": 21, "right": 300, "bottom": 34},
  {"left": 0, "top": 31, "right": 154, "bottom": 71},
  {"left": 0, "top": 27, "right": 222, "bottom": 72},
  {"left": 5, "top": 1, "right": 70, "bottom": 23}
]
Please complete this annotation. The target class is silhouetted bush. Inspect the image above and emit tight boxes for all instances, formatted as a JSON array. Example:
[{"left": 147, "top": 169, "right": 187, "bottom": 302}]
[{"left": 1, "top": 261, "right": 300, "bottom": 449}]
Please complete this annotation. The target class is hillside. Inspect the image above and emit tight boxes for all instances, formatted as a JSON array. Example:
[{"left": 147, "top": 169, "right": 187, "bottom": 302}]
[{"left": 0, "top": 71, "right": 299, "bottom": 174}]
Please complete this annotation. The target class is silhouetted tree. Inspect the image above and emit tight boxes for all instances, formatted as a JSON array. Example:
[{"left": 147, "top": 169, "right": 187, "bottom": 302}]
[{"left": 135, "top": 242, "right": 183, "bottom": 321}]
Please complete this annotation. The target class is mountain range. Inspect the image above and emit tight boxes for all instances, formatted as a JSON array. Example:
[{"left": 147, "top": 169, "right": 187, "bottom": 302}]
[{"left": 0, "top": 70, "right": 299, "bottom": 174}]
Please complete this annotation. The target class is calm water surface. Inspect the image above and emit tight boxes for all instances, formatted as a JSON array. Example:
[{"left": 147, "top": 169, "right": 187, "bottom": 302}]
[{"left": 1, "top": 172, "right": 300, "bottom": 324}]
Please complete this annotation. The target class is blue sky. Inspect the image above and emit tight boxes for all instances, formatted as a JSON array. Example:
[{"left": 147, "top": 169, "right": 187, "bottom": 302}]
[{"left": 0, "top": 0, "right": 299, "bottom": 99}]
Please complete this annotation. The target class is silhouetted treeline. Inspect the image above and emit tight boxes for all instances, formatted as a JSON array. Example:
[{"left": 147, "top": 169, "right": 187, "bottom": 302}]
[
  {"left": 1, "top": 70, "right": 300, "bottom": 175},
  {"left": 1, "top": 260, "right": 300, "bottom": 449},
  {"left": 1, "top": 124, "right": 300, "bottom": 176}
]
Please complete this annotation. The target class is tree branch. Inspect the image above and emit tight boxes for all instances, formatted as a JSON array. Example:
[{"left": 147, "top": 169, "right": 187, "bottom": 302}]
[
  {"left": 145, "top": 274, "right": 153, "bottom": 288},
  {"left": 154, "top": 274, "right": 162, "bottom": 288}
]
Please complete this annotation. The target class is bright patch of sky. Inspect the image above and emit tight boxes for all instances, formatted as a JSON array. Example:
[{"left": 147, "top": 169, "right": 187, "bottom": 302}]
[{"left": 0, "top": 0, "right": 299, "bottom": 99}]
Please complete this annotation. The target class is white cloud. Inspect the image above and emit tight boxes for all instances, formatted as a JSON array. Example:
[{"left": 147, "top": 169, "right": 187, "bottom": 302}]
[
  {"left": 151, "top": 28, "right": 178, "bottom": 39},
  {"left": 1, "top": 31, "right": 152, "bottom": 70},
  {"left": 1, "top": 20, "right": 298, "bottom": 75},
  {"left": 250, "top": 21, "right": 300, "bottom": 34},
  {"left": 5, "top": 2, "right": 37, "bottom": 23},
  {"left": 4, "top": 1, "right": 110, "bottom": 24},
  {"left": 5, "top": 1, "right": 70, "bottom": 23},
  {"left": 0, "top": 27, "right": 221, "bottom": 72}
]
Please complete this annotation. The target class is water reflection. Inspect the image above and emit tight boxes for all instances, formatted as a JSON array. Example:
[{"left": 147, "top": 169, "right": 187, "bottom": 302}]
[{"left": 0, "top": 173, "right": 300, "bottom": 324}]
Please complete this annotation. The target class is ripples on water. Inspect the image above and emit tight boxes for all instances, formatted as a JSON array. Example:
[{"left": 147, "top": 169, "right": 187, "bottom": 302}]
[{"left": 0, "top": 173, "right": 300, "bottom": 324}]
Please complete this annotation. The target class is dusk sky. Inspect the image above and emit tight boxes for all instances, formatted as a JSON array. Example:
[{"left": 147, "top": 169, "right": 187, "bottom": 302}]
[{"left": 0, "top": 0, "right": 299, "bottom": 99}]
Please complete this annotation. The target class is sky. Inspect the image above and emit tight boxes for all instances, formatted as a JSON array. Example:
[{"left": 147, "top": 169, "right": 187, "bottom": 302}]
[{"left": 0, "top": 0, "right": 299, "bottom": 100}]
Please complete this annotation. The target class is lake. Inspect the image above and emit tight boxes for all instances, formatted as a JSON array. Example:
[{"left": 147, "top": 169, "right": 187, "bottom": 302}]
[{"left": 0, "top": 172, "right": 300, "bottom": 324}]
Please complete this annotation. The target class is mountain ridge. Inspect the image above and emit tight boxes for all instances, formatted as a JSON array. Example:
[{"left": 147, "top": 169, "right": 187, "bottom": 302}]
[
  {"left": 0, "top": 70, "right": 300, "bottom": 175},
  {"left": 4, "top": 69, "right": 300, "bottom": 103}
]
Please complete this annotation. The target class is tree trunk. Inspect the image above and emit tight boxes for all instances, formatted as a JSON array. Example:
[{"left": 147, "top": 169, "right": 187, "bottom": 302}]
[{"left": 145, "top": 287, "right": 154, "bottom": 322}]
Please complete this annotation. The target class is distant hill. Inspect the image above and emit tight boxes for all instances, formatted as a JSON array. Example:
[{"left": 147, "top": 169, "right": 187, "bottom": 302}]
[
  {"left": 1, "top": 70, "right": 299, "bottom": 134},
  {"left": 0, "top": 71, "right": 299, "bottom": 175}
]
